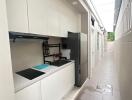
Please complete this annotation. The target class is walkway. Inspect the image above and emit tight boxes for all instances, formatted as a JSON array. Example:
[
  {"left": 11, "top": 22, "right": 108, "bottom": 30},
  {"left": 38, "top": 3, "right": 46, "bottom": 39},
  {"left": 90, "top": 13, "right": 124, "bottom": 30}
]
[{"left": 75, "top": 42, "right": 120, "bottom": 100}]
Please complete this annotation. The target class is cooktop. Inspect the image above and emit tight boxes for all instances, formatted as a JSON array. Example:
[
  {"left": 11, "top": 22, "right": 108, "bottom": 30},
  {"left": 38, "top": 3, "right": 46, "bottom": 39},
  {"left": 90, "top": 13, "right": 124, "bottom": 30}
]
[
  {"left": 50, "top": 60, "right": 71, "bottom": 67},
  {"left": 16, "top": 68, "right": 45, "bottom": 80}
]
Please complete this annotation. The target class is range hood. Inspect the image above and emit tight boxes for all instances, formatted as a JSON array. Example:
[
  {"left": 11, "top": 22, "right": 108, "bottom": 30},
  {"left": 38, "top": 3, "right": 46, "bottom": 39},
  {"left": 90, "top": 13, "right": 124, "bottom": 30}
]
[{"left": 9, "top": 31, "right": 49, "bottom": 40}]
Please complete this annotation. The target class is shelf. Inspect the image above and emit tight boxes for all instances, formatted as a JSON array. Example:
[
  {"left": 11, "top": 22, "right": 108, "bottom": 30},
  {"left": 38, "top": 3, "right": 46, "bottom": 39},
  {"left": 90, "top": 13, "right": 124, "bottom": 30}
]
[{"left": 42, "top": 43, "right": 61, "bottom": 63}]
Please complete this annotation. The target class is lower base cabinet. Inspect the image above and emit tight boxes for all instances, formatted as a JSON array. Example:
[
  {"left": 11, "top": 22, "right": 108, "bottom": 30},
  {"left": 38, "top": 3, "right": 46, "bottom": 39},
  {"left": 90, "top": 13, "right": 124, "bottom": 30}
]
[
  {"left": 41, "top": 63, "right": 75, "bottom": 100},
  {"left": 15, "top": 81, "right": 41, "bottom": 100},
  {"left": 15, "top": 63, "right": 75, "bottom": 100}
]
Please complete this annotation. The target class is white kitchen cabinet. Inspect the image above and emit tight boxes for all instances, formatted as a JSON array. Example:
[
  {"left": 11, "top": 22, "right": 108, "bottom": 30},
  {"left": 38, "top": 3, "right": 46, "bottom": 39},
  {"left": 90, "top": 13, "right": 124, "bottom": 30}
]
[
  {"left": 41, "top": 63, "right": 75, "bottom": 100},
  {"left": 27, "top": 0, "right": 48, "bottom": 35},
  {"left": 67, "top": 13, "right": 78, "bottom": 33},
  {"left": 60, "top": 8, "right": 78, "bottom": 37},
  {"left": 15, "top": 82, "right": 41, "bottom": 100},
  {"left": 59, "top": 2, "right": 74, "bottom": 37},
  {"left": 60, "top": 14, "right": 69, "bottom": 37},
  {"left": 27, "top": 0, "right": 60, "bottom": 36},
  {"left": 6, "top": 0, "right": 80, "bottom": 36},
  {"left": 6, "top": 0, "right": 29, "bottom": 33},
  {"left": 46, "top": 0, "right": 61, "bottom": 37},
  {"left": 47, "top": 10, "right": 60, "bottom": 37},
  {"left": 26, "top": 0, "right": 78, "bottom": 37}
]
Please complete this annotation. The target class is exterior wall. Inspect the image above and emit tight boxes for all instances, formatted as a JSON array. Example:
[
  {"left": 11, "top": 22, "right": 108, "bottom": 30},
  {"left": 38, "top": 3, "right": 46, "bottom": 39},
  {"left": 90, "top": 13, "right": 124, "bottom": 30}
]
[
  {"left": 88, "top": 10, "right": 106, "bottom": 78},
  {"left": 90, "top": 14, "right": 106, "bottom": 67},
  {"left": 114, "top": 0, "right": 122, "bottom": 31},
  {"left": 81, "top": 13, "right": 88, "bottom": 34},
  {"left": 114, "top": 32, "right": 132, "bottom": 100},
  {"left": 0, "top": 0, "right": 14, "bottom": 99},
  {"left": 115, "top": 0, "right": 132, "bottom": 100},
  {"left": 115, "top": 0, "right": 131, "bottom": 39}
]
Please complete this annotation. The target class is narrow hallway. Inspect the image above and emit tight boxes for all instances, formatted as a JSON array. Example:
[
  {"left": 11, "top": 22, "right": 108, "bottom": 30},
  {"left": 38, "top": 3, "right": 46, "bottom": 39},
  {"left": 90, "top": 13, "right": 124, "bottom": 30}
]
[{"left": 75, "top": 42, "right": 120, "bottom": 100}]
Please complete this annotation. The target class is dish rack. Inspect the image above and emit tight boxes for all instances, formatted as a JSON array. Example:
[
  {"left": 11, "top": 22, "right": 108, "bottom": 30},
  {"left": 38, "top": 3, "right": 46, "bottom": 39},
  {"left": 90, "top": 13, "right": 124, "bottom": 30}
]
[{"left": 42, "top": 41, "right": 65, "bottom": 64}]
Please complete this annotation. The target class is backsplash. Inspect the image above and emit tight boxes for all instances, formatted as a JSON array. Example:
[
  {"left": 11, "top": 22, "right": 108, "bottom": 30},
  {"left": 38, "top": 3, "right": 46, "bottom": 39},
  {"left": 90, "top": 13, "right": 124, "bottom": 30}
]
[{"left": 10, "top": 37, "right": 61, "bottom": 72}]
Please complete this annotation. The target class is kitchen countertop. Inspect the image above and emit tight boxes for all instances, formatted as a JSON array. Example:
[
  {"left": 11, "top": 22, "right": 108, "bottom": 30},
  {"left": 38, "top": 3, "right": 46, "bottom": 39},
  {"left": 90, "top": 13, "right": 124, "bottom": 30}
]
[{"left": 14, "top": 61, "right": 74, "bottom": 92}]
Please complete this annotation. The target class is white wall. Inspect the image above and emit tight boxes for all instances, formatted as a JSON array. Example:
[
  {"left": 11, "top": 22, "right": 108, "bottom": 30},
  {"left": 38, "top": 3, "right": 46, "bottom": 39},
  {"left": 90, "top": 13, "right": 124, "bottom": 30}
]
[
  {"left": 114, "top": 32, "right": 132, "bottom": 100},
  {"left": 89, "top": 15, "right": 105, "bottom": 67},
  {"left": 10, "top": 37, "right": 61, "bottom": 72},
  {"left": 0, "top": 0, "right": 14, "bottom": 100},
  {"left": 115, "top": 0, "right": 132, "bottom": 100},
  {"left": 81, "top": 13, "right": 88, "bottom": 34},
  {"left": 115, "top": 0, "right": 131, "bottom": 40}
]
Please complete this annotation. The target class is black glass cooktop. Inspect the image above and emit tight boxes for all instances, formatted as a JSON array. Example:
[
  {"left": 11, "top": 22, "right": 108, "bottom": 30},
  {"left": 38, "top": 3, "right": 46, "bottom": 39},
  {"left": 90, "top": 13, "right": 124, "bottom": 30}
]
[
  {"left": 16, "top": 68, "right": 45, "bottom": 80},
  {"left": 50, "top": 60, "right": 71, "bottom": 67}
]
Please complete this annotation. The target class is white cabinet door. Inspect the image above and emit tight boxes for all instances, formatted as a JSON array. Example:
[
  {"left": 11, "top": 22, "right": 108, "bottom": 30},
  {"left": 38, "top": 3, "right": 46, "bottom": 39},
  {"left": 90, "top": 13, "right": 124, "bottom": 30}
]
[
  {"left": 27, "top": 0, "right": 48, "bottom": 35},
  {"left": 6, "top": 0, "right": 29, "bottom": 33},
  {"left": 41, "top": 63, "right": 75, "bottom": 100},
  {"left": 47, "top": 0, "right": 60, "bottom": 37},
  {"left": 60, "top": 14, "right": 69, "bottom": 37},
  {"left": 67, "top": 13, "right": 78, "bottom": 33},
  {"left": 47, "top": 10, "right": 60, "bottom": 37},
  {"left": 60, "top": 11, "right": 78, "bottom": 37},
  {"left": 27, "top": 0, "right": 60, "bottom": 36},
  {"left": 15, "top": 82, "right": 41, "bottom": 100}
]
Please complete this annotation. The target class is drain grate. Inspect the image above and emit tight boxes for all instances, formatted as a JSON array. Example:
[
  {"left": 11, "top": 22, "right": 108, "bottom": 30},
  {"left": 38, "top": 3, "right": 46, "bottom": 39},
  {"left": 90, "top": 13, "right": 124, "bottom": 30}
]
[{"left": 96, "top": 84, "right": 113, "bottom": 95}]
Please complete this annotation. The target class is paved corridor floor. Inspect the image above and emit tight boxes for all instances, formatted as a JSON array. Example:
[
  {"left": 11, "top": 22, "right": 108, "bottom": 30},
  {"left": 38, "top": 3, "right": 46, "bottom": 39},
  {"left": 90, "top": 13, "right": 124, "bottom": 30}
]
[{"left": 75, "top": 42, "right": 120, "bottom": 100}]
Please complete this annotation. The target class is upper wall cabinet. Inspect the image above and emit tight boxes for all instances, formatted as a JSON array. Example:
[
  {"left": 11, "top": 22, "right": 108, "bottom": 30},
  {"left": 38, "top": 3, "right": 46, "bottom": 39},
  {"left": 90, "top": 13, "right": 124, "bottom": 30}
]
[
  {"left": 60, "top": 14, "right": 69, "bottom": 37},
  {"left": 27, "top": 0, "right": 61, "bottom": 37},
  {"left": 27, "top": 0, "right": 48, "bottom": 35},
  {"left": 6, "top": 0, "right": 81, "bottom": 37},
  {"left": 59, "top": 0, "right": 79, "bottom": 37},
  {"left": 6, "top": 0, "right": 29, "bottom": 33},
  {"left": 47, "top": 0, "right": 60, "bottom": 37}
]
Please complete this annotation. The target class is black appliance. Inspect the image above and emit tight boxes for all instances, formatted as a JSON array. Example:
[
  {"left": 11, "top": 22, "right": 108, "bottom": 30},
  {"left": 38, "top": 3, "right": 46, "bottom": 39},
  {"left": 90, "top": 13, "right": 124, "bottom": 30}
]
[
  {"left": 16, "top": 68, "right": 45, "bottom": 80},
  {"left": 50, "top": 60, "right": 71, "bottom": 67},
  {"left": 62, "top": 32, "right": 88, "bottom": 87}
]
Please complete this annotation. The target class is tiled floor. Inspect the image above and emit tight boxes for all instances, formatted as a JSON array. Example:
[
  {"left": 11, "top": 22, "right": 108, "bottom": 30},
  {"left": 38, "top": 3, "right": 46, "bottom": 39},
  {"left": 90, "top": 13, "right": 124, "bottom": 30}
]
[{"left": 75, "top": 42, "right": 120, "bottom": 100}]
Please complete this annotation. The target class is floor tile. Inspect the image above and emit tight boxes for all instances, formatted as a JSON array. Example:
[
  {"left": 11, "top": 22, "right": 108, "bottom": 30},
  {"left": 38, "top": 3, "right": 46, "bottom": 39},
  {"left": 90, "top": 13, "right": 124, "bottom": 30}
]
[{"left": 75, "top": 42, "right": 120, "bottom": 100}]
